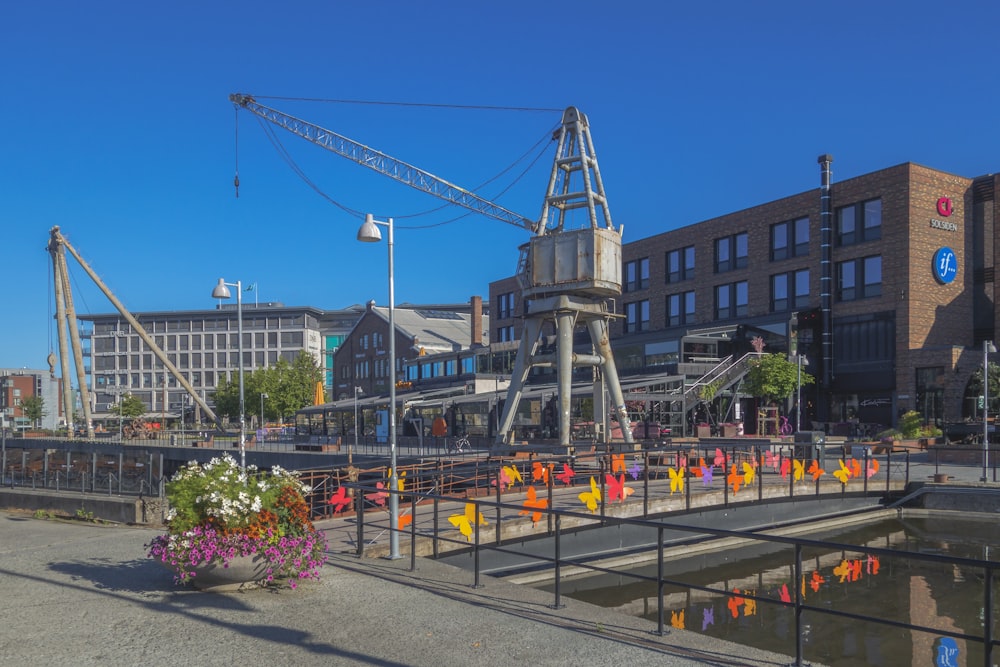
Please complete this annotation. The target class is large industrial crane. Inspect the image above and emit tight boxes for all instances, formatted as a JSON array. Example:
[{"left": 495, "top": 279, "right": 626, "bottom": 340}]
[
  {"left": 230, "top": 94, "right": 634, "bottom": 449},
  {"left": 48, "top": 227, "right": 224, "bottom": 437}
]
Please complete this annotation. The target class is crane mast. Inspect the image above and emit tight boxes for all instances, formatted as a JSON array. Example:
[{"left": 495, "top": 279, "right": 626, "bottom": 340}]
[
  {"left": 231, "top": 94, "right": 633, "bottom": 450},
  {"left": 48, "top": 227, "right": 224, "bottom": 435}
]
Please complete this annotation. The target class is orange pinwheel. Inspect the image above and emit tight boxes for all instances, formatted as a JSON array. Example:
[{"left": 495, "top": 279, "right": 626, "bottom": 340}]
[
  {"left": 606, "top": 473, "right": 635, "bottom": 503},
  {"left": 809, "top": 570, "right": 825, "bottom": 592},
  {"left": 448, "top": 502, "right": 488, "bottom": 541},
  {"left": 398, "top": 513, "right": 413, "bottom": 531},
  {"left": 727, "top": 464, "right": 743, "bottom": 494},
  {"left": 519, "top": 485, "right": 548, "bottom": 523},
  {"left": 779, "top": 457, "right": 791, "bottom": 479},
  {"left": 849, "top": 458, "right": 862, "bottom": 479},
  {"left": 531, "top": 461, "right": 552, "bottom": 485},
  {"left": 867, "top": 555, "right": 880, "bottom": 575},
  {"left": 670, "top": 609, "right": 685, "bottom": 629},
  {"left": 578, "top": 476, "right": 602, "bottom": 512},
  {"left": 807, "top": 459, "right": 825, "bottom": 481},
  {"left": 610, "top": 453, "right": 626, "bottom": 474},
  {"left": 779, "top": 583, "right": 791, "bottom": 604}
]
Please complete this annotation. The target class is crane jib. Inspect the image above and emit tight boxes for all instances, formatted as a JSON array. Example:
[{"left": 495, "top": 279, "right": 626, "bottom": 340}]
[{"left": 229, "top": 93, "right": 537, "bottom": 232}]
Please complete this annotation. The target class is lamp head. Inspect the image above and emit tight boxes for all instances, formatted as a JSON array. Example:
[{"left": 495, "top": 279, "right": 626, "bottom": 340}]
[
  {"left": 357, "top": 213, "right": 383, "bottom": 243},
  {"left": 212, "top": 278, "right": 232, "bottom": 299}
]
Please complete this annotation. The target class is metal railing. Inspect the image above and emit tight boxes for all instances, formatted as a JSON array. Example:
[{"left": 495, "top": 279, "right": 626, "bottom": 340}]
[
  {"left": 2, "top": 448, "right": 165, "bottom": 497},
  {"left": 343, "top": 473, "right": 997, "bottom": 667}
]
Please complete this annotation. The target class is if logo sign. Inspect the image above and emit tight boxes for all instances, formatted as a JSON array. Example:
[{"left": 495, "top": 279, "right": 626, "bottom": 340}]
[{"left": 933, "top": 247, "right": 957, "bottom": 284}]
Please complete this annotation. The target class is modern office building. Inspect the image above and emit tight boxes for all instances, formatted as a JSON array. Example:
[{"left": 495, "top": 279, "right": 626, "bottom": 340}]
[
  {"left": 491, "top": 158, "right": 1000, "bottom": 432},
  {"left": 79, "top": 302, "right": 363, "bottom": 422}
]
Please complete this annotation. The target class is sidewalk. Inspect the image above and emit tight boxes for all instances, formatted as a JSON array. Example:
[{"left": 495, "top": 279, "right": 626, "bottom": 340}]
[{"left": 0, "top": 511, "right": 799, "bottom": 667}]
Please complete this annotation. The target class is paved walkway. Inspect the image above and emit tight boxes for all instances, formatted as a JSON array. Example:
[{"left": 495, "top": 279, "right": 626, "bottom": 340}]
[{"left": 0, "top": 512, "right": 799, "bottom": 666}]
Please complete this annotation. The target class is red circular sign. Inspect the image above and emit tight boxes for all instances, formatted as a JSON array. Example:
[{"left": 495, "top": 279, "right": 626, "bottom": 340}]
[{"left": 937, "top": 197, "right": 953, "bottom": 217}]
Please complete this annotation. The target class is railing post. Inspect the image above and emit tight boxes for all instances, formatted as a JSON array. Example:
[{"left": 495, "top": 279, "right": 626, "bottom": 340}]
[
  {"left": 409, "top": 487, "right": 417, "bottom": 572},
  {"left": 757, "top": 447, "right": 763, "bottom": 501},
  {"left": 546, "top": 471, "right": 554, "bottom": 535},
  {"left": 355, "top": 489, "right": 364, "bottom": 557},
  {"left": 433, "top": 473, "right": 441, "bottom": 559},
  {"left": 657, "top": 525, "right": 666, "bottom": 636},
  {"left": 473, "top": 500, "right": 483, "bottom": 589},
  {"left": 643, "top": 452, "right": 650, "bottom": 518},
  {"left": 599, "top": 460, "right": 607, "bottom": 521},
  {"left": 906, "top": 451, "right": 911, "bottom": 485},
  {"left": 985, "top": 561, "right": 994, "bottom": 667},
  {"left": 863, "top": 447, "right": 869, "bottom": 495},
  {"left": 886, "top": 449, "right": 891, "bottom": 493},
  {"left": 550, "top": 515, "right": 564, "bottom": 609},
  {"left": 794, "top": 542, "right": 804, "bottom": 666}
]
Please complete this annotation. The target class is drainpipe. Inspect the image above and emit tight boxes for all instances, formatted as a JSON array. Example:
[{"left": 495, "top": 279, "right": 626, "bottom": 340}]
[{"left": 818, "top": 155, "right": 834, "bottom": 397}]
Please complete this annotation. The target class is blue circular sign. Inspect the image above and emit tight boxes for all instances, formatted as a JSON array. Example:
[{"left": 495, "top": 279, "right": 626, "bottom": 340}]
[{"left": 933, "top": 247, "right": 958, "bottom": 284}]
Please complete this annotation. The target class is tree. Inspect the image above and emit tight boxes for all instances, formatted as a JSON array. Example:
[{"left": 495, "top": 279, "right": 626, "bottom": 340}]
[
  {"left": 744, "top": 354, "right": 814, "bottom": 405},
  {"left": 21, "top": 395, "right": 46, "bottom": 429},
  {"left": 110, "top": 394, "right": 146, "bottom": 419},
  {"left": 210, "top": 352, "right": 324, "bottom": 424}
]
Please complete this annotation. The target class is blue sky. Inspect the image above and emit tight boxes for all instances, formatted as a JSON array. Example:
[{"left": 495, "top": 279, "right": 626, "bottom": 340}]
[{"left": 3, "top": 1, "right": 1000, "bottom": 372}]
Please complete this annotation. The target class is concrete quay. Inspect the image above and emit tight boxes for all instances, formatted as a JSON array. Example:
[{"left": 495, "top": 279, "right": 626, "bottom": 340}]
[{"left": 0, "top": 511, "right": 804, "bottom": 667}]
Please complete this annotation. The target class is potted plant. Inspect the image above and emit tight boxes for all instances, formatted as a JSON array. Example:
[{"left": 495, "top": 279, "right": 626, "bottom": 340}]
[{"left": 147, "top": 453, "right": 327, "bottom": 590}]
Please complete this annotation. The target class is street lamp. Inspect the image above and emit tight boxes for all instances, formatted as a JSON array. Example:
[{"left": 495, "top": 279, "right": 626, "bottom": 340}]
[
  {"left": 212, "top": 278, "right": 246, "bottom": 471},
  {"left": 352, "top": 386, "right": 362, "bottom": 466},
  {"left": 796, "top": 354, "right": 809, "bottom": 433},
  {"left": 260, "top": 392, "right": 268, "bottom": 432},
  {"left": 984, "top": 340, "right": 997, "bottom": 482},
  {"left": 357, "top": 213, "right": 400, "bottom": 560}
]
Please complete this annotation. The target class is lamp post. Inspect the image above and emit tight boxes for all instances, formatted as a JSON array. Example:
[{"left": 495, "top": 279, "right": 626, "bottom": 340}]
[
  {"left": 260, "top": 392, "right": 268, "bottom": 431},
  {"left": 353, "top": 386, "right": 362, "bottom": 466},
  {"left": 212, "top": 278, "right": 246, "bottom": 471},
  {"left": 357, "top": 213, "right": 400, "bottom": 559},
  {"left": 795, "top": 354, "right": 808, "bottom": 433},
  {"left": 984, "top": 340, "right": 997, "bottom": 482}
]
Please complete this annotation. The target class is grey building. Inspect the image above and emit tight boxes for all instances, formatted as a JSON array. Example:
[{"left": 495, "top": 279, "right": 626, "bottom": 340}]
[{"left": 78, "top": 302, "right": 363, "bottom": 423}]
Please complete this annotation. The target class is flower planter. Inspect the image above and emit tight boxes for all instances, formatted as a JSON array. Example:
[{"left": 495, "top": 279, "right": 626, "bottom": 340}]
[{"left": 163, "top": 553, "right": 271, "bottom": 592}]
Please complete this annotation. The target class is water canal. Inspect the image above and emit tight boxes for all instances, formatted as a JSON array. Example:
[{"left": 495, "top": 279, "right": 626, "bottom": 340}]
[{"left": 538, "top": 512, "right": 1000, "bottom": 666}]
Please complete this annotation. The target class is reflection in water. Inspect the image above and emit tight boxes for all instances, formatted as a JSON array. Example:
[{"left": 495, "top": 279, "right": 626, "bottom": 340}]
[{"left": 540, "top": 516, "right": 1000, "bottom": 666}]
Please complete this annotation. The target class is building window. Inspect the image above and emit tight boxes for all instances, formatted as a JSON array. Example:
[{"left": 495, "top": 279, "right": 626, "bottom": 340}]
[
  {"left": 666, "top": 246, "right": 695, "bottom": 284},
  {"left": 715, "top": 281, "right": 748, "bottom": 320},
  {"left": 837, "top": 255, "right": 882, "bottom": 301},
  {"left": 715, "top": 232, "right": 748, "bottom": 273},
  {"left": 497, "top": 325, "right": 514, "bottom": 342},
  {"left": 496, "top": 292, "right": 515, "bottom": 320},
  {"left": 837, "top": 198, "right": 882, "bottom": 246},
  {"left": 624, "top": 300, "right": 649, "bottom": 333},
  {"left": 771, "top": 216, "right": 809, "bottom": 261},
  {"left": 666, "top": 291, "right": 695, "bottom": 327},
  {"left": 624, "top": 258, "right": 649, "bottom": 292},
  {"left": 770, "top": 269, "right": 810, "bottom": 312}
]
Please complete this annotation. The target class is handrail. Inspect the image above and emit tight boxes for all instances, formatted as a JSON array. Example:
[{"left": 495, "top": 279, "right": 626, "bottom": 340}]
[{"left": 346, "top": 475, "right": 998, "bottom": 666}]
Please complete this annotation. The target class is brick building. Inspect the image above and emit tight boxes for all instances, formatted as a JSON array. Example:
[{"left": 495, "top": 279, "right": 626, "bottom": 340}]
[{"left": 490, "top": 159, "right": 999, "bottom": 431}]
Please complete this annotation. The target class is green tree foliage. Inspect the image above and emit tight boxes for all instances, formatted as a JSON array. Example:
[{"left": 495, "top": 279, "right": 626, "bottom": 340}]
[
  {"left": 744, "top": 354, "right": 815, "bottom": 404},
  {"left": 211, "top": 352, "right": 324, "bottom": 423},
  {"left": 110, "top": 394, "right": 147, "bottom": 419},
  {"left": 21, "top": 395, "right": 46, "bottom": 427}
]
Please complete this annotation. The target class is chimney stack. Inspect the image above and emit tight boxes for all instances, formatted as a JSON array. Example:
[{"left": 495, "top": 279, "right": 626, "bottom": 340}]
[{"left": 470, "top": 296, "right": 483, "bottom": 347}]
